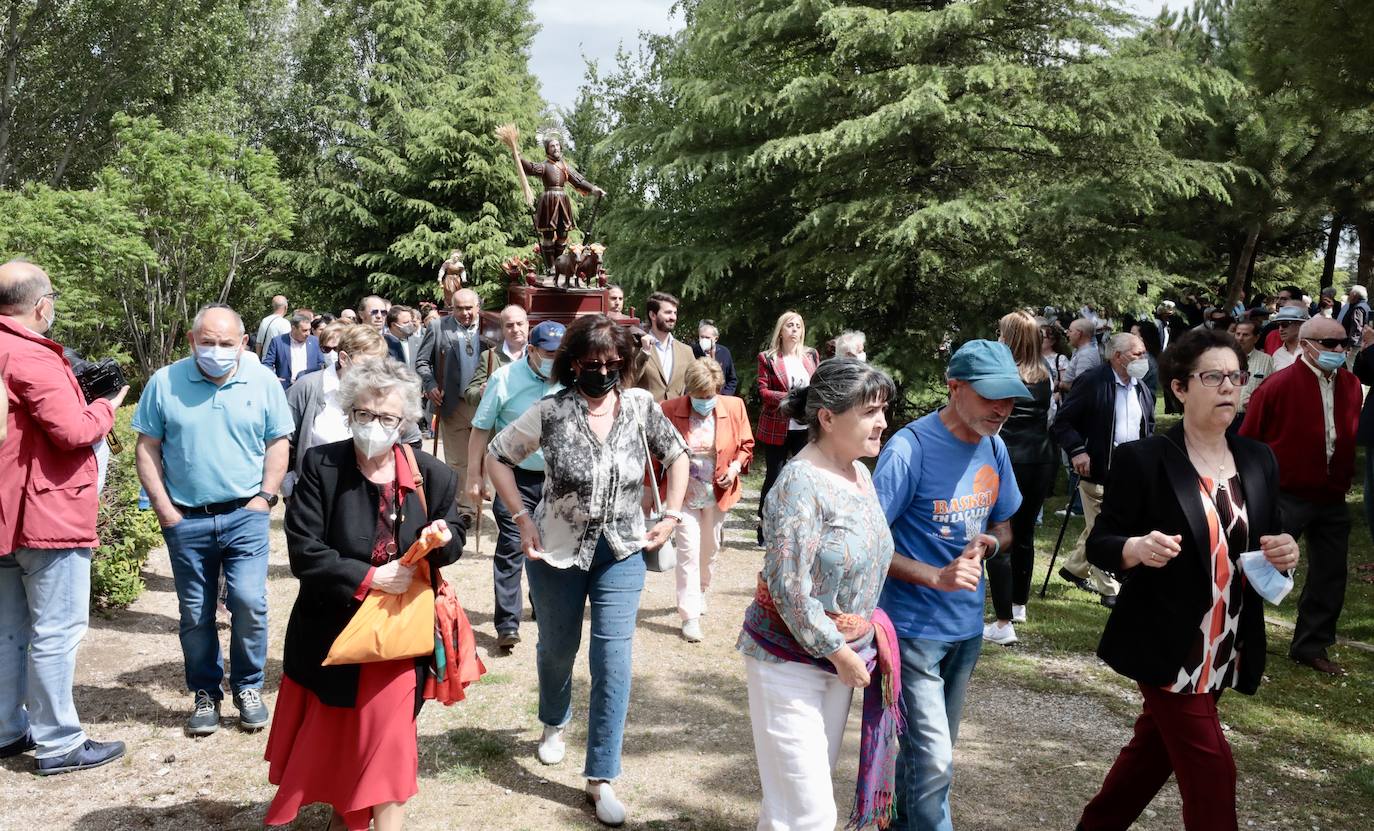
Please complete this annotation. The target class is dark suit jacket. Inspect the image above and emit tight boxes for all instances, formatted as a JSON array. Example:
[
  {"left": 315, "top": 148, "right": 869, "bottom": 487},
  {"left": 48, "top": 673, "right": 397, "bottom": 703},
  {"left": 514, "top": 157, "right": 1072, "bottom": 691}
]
[
  {"left": 262, "top": 332, "right": 323, "bottom": 389},
  {"left": 384, "top": 332, "right": 406, "bottom": 364},
  {"left": 1354, "top": 347, "right": 1374, "bottom": 446},
  {"left": 1051, "top": 362, "right": 1155, "bottom": 484},
  {"left": 282, "top": 440, "right": 465, "bottom": 707},
  {"left": 1088, "top": 427, "right": 1280, "bottom": 695},
  {"left": 690, "top": 342, "right": 738, "bottom": 396}
]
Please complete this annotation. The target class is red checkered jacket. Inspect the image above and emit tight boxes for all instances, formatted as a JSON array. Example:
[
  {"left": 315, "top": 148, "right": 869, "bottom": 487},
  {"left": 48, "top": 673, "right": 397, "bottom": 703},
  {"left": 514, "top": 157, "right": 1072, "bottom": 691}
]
[{"left": 755, "top": 348, "right": 819, "bottom": 446}]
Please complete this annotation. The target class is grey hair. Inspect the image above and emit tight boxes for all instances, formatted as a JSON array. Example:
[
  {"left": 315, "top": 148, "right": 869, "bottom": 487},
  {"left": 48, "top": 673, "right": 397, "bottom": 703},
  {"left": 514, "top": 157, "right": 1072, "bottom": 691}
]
[
  {"left": 191, "top": 303, "right": 245, "bottom": 336},
  {"left": 780, "top": 358, "right": 896, "bottom": 442},
  {"left": 833, "top": 330, "right": 867, "bottom": 358},
  {"left": 697, "top": 318, "right": 718, "bottom": 337},
  {"left": 338, "top": 358, "right": 424, "bottom": 425},
  {"left": 1107, "top": 332, "right": 1141, "bottom": 358},
  {"left": 290, "top": 312, "right": 312, "bottom": 328},
  {"left": 1350, "top": 285, "right": 1368, "bottom": 301}
]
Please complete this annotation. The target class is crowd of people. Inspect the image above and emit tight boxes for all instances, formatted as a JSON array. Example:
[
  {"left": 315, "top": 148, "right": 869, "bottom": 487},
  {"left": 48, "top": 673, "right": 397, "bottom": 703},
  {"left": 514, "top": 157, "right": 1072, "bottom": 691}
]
[{"left": 0, "top": 255, "right": 1365, "bottom": 830}]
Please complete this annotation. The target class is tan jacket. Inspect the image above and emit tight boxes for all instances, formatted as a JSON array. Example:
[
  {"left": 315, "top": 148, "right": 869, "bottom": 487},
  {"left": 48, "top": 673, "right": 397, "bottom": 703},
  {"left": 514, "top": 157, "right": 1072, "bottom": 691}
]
[{"left": 634, "top": 336, "right": 696, "bottom": 401}]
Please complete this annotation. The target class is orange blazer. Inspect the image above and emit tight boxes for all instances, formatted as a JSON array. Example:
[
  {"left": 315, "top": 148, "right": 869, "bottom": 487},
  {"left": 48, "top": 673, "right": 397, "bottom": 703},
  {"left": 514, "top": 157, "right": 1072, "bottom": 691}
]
[{"left": 658, "top": 394, "right": 755, "bottom": 511}]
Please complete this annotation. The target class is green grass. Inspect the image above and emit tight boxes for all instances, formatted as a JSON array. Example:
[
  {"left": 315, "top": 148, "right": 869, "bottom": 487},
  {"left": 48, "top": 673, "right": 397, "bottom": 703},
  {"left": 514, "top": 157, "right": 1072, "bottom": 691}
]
[
  {"left": 992, "top": 457, "right": 1374, "bottom": 825},
  {"left": 429, "top": 727, "right": 512, "bottom": 782}
]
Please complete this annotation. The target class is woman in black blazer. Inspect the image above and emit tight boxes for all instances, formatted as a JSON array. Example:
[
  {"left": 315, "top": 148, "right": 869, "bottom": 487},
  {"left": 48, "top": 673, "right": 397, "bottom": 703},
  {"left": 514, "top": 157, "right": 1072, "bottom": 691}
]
[
  {"left": 1075, "top": 328, "right": 1299, "bottom": 831},
  {"left": 266, "top": 359, "right": 465, "bottom": 831}
]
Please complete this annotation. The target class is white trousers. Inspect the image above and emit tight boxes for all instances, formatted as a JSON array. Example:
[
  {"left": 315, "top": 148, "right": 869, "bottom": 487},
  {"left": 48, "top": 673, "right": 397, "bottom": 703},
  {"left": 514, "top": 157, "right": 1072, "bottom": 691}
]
[
  {"left": 674, "top": 502, "right": 725, "bottom": 621},
  {"left": 745, "top": 655, "right": 854, "bottom": 831}
]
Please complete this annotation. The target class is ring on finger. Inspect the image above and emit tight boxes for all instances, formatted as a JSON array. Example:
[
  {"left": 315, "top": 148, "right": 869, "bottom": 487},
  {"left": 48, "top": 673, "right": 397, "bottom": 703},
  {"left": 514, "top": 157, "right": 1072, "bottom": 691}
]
[{"left": 1150, "top": 552, "right": 1159, "bottom": 562}]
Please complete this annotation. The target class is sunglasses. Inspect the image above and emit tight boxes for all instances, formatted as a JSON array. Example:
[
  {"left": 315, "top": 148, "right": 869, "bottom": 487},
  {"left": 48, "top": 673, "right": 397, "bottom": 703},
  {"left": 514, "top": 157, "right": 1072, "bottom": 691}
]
[
  {"left": 367, "top": 308, "right": 387, "bottom": 317},
  {"left": 1190, "top": 370, "right": 1250, "bottom": 387},
  {"left": 1304, "top": 337, "right": 1353, "bottom": 350},
  {"left": 579, "top": 359, "right": 624, "bottom": 373}
]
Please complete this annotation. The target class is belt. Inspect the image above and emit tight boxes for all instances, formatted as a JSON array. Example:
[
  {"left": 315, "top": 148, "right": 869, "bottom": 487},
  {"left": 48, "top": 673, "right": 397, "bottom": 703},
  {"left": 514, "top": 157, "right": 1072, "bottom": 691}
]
[{"left": 175, "top": 497, "right": 253, "bottom": 516}]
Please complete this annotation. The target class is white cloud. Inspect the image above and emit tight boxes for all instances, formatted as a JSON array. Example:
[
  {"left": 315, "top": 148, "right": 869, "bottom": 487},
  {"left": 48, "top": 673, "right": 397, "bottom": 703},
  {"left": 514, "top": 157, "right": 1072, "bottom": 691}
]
[{"left": 528, "top": 0, "right": 681, "bottom": 111}]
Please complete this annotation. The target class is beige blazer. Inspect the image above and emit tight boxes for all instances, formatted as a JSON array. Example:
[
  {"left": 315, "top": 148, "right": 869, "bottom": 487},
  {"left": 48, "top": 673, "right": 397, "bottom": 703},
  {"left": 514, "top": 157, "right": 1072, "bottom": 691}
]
[{"left": 635, "top": 337, "right": 697, "bottom": 401}]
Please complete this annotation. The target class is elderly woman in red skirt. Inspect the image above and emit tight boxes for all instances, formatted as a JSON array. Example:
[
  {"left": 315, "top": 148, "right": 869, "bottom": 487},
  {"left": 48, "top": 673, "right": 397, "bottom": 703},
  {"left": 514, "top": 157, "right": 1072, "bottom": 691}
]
[{"left": 265, "top": 359, "right": 464, "bottom": 831}]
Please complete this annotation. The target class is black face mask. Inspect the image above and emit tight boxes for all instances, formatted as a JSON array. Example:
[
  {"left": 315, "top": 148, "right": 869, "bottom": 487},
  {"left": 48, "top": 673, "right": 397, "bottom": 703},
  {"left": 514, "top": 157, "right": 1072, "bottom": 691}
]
[{"left": 576, "top": 367, "right": 619, "bottom": 398}]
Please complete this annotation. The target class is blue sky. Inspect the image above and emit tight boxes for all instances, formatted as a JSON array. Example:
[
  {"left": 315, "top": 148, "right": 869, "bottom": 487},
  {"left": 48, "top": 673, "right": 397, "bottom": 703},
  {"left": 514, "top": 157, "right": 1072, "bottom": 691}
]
[{"left": 530, "top": 0, "right": 1175, "bottom": 111}]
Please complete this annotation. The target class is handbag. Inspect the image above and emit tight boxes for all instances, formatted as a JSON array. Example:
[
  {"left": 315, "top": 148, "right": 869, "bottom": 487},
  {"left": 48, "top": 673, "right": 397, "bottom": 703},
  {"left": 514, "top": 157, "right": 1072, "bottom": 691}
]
[
  {"left": 634, "top": 401, "right": 677, "bottom": 573},
  {"left": 323, "top": 445, "right": 444, "bottom": 666}
]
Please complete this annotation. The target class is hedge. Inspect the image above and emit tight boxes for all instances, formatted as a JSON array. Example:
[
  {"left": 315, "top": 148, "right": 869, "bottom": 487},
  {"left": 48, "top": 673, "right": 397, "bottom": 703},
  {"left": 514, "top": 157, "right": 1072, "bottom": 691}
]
[{"left": 92, "top": 406, "right": 161, "bottom": 608}]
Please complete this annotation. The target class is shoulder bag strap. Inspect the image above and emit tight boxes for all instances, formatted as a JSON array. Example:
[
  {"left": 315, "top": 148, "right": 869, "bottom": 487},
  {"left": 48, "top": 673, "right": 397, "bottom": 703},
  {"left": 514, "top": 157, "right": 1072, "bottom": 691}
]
[
  {"left": 633, "top": 397, "right": 664, "bottom": 517},
  {"left": 401, "top": 443, "right": 429, "bottom": 518}
]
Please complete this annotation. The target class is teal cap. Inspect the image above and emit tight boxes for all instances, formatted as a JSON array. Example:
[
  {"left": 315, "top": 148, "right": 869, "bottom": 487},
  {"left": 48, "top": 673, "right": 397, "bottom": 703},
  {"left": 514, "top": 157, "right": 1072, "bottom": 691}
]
[{"left": 947, "top": 340, "right": 1033, "bottom": 400}]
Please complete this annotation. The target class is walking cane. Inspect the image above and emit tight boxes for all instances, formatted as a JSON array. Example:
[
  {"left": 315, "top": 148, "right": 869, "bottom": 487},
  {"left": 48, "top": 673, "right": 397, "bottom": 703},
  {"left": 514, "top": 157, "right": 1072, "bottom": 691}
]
[
  {"left": 1039, "top": 486, "right": 1081, "bottom": 598},
  {"left": 474, "top": 496, "right": 484, "bottom": 558}
]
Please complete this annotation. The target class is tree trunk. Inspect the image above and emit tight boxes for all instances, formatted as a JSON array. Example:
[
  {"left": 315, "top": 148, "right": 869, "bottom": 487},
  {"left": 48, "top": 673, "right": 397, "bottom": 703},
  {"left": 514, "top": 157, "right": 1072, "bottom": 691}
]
[
  {"left": 1321, "top": 214, "right": 1344, "bottom": 290},
  {"left": 1358, "top": 217, "right": 1374, "bottom": 288},
  {"left": 1226, "top": 222, "right": 1262, "bottom": 309}
]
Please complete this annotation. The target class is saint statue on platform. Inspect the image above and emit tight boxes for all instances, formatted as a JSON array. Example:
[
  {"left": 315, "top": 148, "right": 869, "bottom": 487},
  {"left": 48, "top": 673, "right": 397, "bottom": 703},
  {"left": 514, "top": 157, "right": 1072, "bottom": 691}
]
[{"left": 497, "top": 124, "right": 606, "bottom": 274}]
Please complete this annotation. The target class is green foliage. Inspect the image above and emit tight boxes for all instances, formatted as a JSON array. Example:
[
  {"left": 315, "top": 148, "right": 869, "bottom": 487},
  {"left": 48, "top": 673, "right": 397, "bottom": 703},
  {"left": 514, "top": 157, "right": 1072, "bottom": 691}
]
[
  {"left": 92, "top": 408, "right": 161, "bottom": 609},
  {"left": 580, "top": 0, "right": 1238, "bottom": 384}
]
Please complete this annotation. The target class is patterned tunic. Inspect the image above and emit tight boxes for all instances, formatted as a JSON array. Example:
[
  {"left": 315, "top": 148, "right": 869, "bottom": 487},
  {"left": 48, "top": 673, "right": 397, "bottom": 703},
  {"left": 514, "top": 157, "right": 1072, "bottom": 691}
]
[
  {"left": 487, "top": 387, "right": 687, "bottom": 570},
  {"left": 1169, "top": 474, "right": 1248, "bottom": 694},
  {"left": 684, "top": 412, "right": 717, "bottom": 510},
  {"left": 737, "top": 458, "right": 895, "bottom": 662}
]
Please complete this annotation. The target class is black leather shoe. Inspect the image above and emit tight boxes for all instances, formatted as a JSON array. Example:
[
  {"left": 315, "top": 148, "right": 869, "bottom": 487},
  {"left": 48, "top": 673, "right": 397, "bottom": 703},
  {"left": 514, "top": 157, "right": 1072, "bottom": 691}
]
[
  {"left": 0, "top": 732, "right": 35, "bottom": 758},
  {"left": 1099, "top": 594, "right": 1118, "bottom": 609},
  {"left": 1293, "top": 654, "right": 1346, "bottom": 676},
  {"left": 496, "top": 630, "right": 521, "bottom": 652},
  {"left": 1058, "top": 567, "right": 1092, "bottom": 593},
  {"left": 35, "top": 738, "right": 125, "bottom": 776}
]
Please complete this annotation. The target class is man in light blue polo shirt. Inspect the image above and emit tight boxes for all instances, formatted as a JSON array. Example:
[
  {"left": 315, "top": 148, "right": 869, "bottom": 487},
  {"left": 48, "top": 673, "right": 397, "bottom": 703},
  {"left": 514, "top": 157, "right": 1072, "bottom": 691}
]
[
  {"left": 875, "top": 340, "right": 1026, "bottom": 831},
  {"left": 132, "top": 304, "right": 291, "bottom": 738},
  {"left": 466, "top": 320, "right": 562, "bottom": 652}
]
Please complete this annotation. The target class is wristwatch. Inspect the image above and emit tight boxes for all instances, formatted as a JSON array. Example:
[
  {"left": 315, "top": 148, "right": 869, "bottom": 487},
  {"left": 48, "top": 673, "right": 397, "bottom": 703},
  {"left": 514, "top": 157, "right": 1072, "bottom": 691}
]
[{"left": 256, "top": 490, "right": 280, "bottom": 507}]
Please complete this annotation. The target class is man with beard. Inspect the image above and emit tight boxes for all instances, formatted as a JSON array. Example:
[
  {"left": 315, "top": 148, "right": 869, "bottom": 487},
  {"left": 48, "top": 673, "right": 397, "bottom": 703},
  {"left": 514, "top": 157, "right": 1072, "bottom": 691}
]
[{"left": 634, "top": 291, "right": 695, "bottom": 401}]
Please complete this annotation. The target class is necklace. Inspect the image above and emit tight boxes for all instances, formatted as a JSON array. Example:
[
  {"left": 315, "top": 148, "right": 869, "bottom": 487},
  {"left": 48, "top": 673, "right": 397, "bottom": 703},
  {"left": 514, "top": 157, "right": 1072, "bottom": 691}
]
[
  {"left": 586, "top": 396, "right": 616, "bottom": 417},
  {"left": 1185, "top": 432, "right": 1230, "bottom": 482}
]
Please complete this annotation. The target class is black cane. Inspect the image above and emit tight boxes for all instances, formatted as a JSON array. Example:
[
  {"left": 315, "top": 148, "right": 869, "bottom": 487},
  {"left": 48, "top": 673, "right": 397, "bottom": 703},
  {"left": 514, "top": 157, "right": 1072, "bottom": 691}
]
[{"left": 1039, "top": 487, "right": 1080, "bottom": 598}]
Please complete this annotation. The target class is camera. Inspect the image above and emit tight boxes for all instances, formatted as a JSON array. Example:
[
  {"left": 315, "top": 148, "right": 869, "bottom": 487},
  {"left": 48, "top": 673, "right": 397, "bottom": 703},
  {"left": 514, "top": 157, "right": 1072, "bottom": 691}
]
[{"left": 74, "top": 358, "right": 126, "bottom": 404}]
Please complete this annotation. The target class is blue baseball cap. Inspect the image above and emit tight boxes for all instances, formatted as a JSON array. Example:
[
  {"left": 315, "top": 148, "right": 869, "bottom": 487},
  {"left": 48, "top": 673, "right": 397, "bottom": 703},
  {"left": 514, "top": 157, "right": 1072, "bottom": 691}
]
[
  {"left": 947, "top": 340, "right": 1032, "bottom": 400},
  {"left": 529, "top": 320, "right": 565, "bottom": 350}
]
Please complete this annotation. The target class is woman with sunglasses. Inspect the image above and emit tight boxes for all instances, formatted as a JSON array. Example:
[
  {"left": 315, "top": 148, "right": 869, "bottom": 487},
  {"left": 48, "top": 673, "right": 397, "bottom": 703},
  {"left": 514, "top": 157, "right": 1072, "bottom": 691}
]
[
  {"left": 283, "top": 323, "right": 421, "bottom": 497},
  {"left": 486, "top": 314, "right": 688, "bottom": 827},
  {"left": 268, "top": 358, "right": 464, "bottom": 831},
  {"left": 1074, "top": 327, "right": 1299, "bottom": 831}
]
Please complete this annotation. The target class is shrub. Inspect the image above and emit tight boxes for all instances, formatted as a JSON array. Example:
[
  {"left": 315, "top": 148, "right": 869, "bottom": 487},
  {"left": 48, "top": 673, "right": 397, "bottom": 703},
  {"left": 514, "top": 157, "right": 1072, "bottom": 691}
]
[{"left": 92, "top": 407, "right": 161, "bottom": 608}]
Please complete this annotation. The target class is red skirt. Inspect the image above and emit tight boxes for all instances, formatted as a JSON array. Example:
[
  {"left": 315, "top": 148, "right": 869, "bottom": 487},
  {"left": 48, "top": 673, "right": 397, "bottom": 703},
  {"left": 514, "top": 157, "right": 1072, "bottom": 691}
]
[{"left": 264, "top": 659, "right": 419, "bottom": 830}]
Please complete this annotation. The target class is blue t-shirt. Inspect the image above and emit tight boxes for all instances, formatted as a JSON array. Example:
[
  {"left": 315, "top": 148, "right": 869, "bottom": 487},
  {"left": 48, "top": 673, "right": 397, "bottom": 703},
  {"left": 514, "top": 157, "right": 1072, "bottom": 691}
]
[
  {"left": 131, "top": 355, "right": 293, "bottom": 507},
  {"left": 471, "top": 358, "right": 560, "bottom": 472},
  {"left": 875, "top": 411, "right": 1022, "bottom": 641}
]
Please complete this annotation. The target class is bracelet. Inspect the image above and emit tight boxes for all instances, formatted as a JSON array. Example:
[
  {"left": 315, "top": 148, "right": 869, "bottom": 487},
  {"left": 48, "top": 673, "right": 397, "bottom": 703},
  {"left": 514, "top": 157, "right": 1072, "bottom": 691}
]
[
  {"left": 510, "top": 509, "right": 530, "bottom": 523},
  {"left": 983, "top": 536, "right": 1000, "bottom": 560},
  {"left": 662, "top": 509, "right": 685, "bottom": 525}
]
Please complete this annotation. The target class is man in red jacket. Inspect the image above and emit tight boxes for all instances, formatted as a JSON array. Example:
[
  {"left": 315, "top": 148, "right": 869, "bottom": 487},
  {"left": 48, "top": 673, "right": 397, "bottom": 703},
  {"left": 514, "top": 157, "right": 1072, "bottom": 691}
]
[
  {"left": 1240, "top": 316, "right": 1361, "bottom": 675},
  {"left": 0, "top": 260, "right": 130, "bottom": 774}
]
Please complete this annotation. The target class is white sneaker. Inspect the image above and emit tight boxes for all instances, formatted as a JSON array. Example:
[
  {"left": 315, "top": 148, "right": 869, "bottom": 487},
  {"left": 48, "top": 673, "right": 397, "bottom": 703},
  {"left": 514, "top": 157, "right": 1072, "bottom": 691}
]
[
  {"left": 681, "top": 618, "right": 703, "bottom": 643},
  {"left": 1011, "top": 604, "right": 1027, "bottom": 623},
  {"left": 585, "top": 780, "right": 627, "bottom": 826},
  {"left": 537, "top": 724, "right": 565, "bottom": 765},
  {"left": 983, "top": 621, "right": 1018, "bottom": 645}
]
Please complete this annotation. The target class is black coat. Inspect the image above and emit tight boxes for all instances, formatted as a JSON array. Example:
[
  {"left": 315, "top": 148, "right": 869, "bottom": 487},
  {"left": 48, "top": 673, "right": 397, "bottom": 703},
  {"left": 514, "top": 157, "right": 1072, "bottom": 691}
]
[
  {"left": 1051, "top": 362, "right": 1155, "bottom": 484},
  {"left": 1087, "top": 426, "right": 1280, "bottom": 696},
  {"left": 1352, "top": 347, "right": 1374, "bottom": 446},
  {"left": 691, "top": 341, "right": 738, "bottom": 396},
  {"left": 282, "top": 440, "right": 465, "bottom": 707}
]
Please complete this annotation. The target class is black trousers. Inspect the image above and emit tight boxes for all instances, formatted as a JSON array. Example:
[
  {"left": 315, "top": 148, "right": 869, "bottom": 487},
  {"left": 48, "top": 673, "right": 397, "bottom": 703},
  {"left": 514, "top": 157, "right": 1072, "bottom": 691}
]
[
  {"left": 988, "top": 460, "right": 1057, "bottom": 621},
  {"left": 491, "top": 467, "right": 545, "bottom": 635},
  {"left": 1279, "top": 491, "right": 1351, "bottom": 661},
  {"left": 757, "top": 429, "right": 809, "bottom": 519}
]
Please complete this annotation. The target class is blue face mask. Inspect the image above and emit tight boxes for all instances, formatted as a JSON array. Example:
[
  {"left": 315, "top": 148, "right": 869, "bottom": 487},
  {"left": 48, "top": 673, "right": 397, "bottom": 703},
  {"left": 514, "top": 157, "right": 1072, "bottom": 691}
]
[
  {"left": 1313, "top": 350, "right": 1345, "bottom": 372},
  {"left": 538, "top": 357, "right": 554, "bottom": 378},
  {"left": 691, "top": 396, "right": 717, "bottom": 416},
  {"left": 1239, "top": 550, "right": 1294, "bottom": 605},
  {"left": 196, "top": 345, "right": 240, "bottom": 378}
]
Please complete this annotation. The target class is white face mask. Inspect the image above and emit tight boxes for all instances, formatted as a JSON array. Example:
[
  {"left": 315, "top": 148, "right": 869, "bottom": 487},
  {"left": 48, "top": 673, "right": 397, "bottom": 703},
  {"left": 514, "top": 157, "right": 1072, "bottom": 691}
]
[
  {"left": 1125, "top": 358, "right": 1149, "bottom": 380},
  {"left": 854, "top": 351, "right": 867, "bottom": 362},
  {"left": 698, "top": 337, "right": 713, "bottom": 353},
  {"left": 351, "top": 420, "right": 399, "bottom": 459}
]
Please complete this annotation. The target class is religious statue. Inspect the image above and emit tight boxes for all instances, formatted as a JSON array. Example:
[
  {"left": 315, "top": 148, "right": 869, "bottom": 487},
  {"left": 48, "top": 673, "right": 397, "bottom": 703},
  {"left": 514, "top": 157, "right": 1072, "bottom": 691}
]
[{"left": 496, "top": 124, "right": 606, "bottom": 275}]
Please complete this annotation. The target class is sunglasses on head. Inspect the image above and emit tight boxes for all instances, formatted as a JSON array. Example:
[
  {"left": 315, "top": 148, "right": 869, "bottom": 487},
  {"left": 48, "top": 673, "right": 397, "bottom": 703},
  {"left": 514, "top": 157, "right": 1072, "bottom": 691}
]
[{"left": 1304, "top": 337, "right": 1354, "bottom": 350}]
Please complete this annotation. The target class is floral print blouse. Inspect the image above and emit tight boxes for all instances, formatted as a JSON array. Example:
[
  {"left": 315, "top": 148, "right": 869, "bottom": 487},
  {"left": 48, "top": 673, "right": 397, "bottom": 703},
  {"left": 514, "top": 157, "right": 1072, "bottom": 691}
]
[
  {"left": 487, "top": 387, "right": 687, "bottom": 570},
  {"left": 684, "top": 412, "right": 717, "bottom": 510},
  {"left": 737, "top": 457, "right": 895, "bottom": 662}
]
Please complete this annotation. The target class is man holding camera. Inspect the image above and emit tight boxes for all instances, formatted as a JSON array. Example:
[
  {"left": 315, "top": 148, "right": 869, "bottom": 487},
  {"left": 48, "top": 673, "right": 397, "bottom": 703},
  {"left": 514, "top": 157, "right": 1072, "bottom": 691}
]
[{"left": 0, "top": 259, "right": 130, "bottom": 775}]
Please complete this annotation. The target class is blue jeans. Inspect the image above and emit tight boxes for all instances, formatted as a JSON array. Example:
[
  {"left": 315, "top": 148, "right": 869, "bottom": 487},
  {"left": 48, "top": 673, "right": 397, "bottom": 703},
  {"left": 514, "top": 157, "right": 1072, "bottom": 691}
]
[
  {"left": 525, "top": 535, "right": 645, "bottom": 780},
  {"left": 162, "top": 507, "right": 271, "bottom": 697},
  {"left": 891, "top": 635, "right": 983, "bottom": 831},
  {"left": 0, "top": 548, "right": 92, "bottom": 759}
]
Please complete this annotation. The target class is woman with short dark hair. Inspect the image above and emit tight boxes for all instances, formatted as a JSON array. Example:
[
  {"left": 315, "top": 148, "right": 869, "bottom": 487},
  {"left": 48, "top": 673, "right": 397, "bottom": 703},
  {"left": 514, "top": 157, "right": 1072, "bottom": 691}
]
[
  {"left": 486, "top": 313, "right": 689, "bottom": 827},
  {"left": 1074, "top": 327, "right": 1299, "bottom": 830}
]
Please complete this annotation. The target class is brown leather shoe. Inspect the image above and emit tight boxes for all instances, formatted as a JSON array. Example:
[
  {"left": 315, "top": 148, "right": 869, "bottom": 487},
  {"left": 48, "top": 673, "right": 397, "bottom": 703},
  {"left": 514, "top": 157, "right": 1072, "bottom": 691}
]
[{"left": 1294, "top": 655, "right": 1346, "bottom": 676}]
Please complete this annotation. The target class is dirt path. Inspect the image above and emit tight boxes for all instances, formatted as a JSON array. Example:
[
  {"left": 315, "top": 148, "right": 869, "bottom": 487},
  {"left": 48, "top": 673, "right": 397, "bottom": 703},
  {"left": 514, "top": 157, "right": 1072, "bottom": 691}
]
[{"left": 0, "top": 490, "right": 1298, "bottom": 830}]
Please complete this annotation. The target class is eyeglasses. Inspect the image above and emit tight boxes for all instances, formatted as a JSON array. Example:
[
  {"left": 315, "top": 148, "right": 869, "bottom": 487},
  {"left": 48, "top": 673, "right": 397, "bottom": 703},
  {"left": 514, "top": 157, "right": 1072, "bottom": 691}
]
[
  {"left": 351, "top": 408, "right": 402, "bottom": 429},
  {"left": 1304, "top": 337, "right": 1353, "bottom": 350},
  {"left": 367, "top": 308, "right": 386, "bottom": 317},
  {"left": 36, "top": 291, "right": 59, "bottom": 305},
  {"left": 579, "top": 359, "right": 624, "bottom": 373},
  {"left": 1190, "top": 370, "right": 1250, "bottom": 387}
]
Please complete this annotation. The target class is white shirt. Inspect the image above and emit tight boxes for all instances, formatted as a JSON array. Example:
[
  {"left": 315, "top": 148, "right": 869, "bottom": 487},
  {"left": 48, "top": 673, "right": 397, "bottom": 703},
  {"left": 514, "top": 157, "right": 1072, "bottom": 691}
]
[
  {"left": 255, "top": 314, "right": 289, "bottom": 357},
  {"left": 503, "top": 341, "right": 525, "bottom": 362},
  {"left": 782, "top": 354, "right": 811, "bottom": 431},
  {"left": 289, "top": 337, "right": 308, "bottom": 381},
  {"left": 1272, "top": 343, "right": 1300, "bottom": 373},
  {"left": 311, "top": 365, "right": 352, "bottom": 450},
  {"left": 651, "top": 332, "right": 676, "bottom": 381},
  {"left": 1112, "top": 371, "right": 1142, "bottom": 447},
  {"left": 1240, "top": 349, "right": 1274, "bottom": 411},
  {"left": 1304, "top": 358, "right": 1337, "bottom": 464}
]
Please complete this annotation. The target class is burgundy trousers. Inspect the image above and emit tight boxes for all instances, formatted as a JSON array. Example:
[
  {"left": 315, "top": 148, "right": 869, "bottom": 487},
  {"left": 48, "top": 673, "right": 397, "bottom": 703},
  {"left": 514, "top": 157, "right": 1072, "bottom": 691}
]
[{"left": 1078, "top": 683, "right": 1238, "bottom": 831}]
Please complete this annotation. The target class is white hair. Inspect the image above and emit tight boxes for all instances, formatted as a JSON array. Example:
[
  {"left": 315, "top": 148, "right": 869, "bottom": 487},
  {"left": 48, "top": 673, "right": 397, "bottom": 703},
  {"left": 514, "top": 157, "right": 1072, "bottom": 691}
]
[
  {"left": 1350, "top": 285, "right": 1368, "bottom": 301},
  {"left": 1107, "top": 332, "right": 1142, "bottom": 357},
  {"left": 338, "top": 358, "right": 424, "bottom": 425},
  {"left": 833, "top": 330, "right": 867, "bottom": 358}
]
